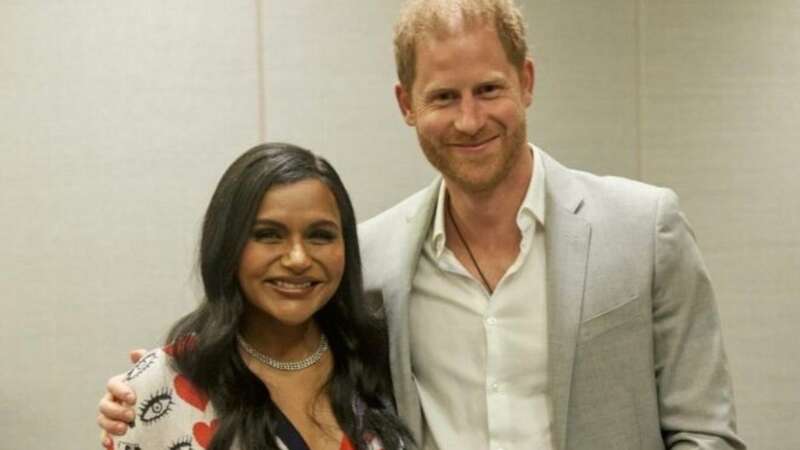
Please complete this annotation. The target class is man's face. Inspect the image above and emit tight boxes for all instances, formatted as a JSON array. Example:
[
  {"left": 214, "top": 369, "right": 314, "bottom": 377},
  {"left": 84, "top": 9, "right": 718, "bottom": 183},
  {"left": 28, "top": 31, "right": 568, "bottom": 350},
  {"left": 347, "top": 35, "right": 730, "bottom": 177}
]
[{"left": 396, "top": 23, "right": 534, "bottom": 193}]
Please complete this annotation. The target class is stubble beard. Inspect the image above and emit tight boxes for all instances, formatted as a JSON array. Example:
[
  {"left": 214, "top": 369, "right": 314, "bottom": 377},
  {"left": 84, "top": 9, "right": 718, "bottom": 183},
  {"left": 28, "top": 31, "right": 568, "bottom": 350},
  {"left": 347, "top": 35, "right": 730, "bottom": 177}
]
[{"left": 417, "top": 120, "right": 527, "bottom": 194}]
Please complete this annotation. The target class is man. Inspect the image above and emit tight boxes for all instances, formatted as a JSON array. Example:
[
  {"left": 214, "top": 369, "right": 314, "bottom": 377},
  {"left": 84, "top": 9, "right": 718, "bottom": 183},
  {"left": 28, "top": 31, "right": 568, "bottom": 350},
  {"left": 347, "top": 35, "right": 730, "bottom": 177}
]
[{"left": 99, "top": 0, "right": 745, "bottom": 448}]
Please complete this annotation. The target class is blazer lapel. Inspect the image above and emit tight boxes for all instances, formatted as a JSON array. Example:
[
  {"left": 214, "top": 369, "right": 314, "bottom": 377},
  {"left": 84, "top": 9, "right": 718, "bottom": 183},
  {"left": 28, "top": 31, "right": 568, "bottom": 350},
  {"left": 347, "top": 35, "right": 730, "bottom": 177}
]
[
  {"left": 541, "top": 151, "right": 591, "bottom": 450},
  {"left": 381, "top": 179, "right": 440, "bottom": 442}
]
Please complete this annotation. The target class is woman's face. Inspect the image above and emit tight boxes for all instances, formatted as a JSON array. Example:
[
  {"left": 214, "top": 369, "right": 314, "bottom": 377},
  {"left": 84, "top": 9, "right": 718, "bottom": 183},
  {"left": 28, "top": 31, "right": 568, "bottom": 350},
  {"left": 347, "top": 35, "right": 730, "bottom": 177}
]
[{"left": 237, "top": 178, "right": 345, "bottom": 329}]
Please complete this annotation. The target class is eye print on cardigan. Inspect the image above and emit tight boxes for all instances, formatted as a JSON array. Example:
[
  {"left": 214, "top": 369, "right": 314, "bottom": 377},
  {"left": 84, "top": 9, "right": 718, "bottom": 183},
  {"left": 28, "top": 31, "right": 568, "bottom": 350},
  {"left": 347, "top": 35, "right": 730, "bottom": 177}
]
[
  {"left": 168, "top": 435, "right": 194, "bottom": 450},
  {"left": 138, "top": 387, "right": 175, "bottom": 424},
  {"left": 116, "top": 442, "right": 142, "bottom": 450},
  {"left": 125, "top": 352, "right": 158, "bottom": 381}
]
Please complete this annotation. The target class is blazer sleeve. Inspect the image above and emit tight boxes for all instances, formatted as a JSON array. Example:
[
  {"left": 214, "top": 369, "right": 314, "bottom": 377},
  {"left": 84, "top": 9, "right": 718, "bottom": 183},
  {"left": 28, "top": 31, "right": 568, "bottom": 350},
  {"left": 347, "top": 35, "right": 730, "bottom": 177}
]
[{"left": 651, "top": 189, "right": 746, "bottom": 449}]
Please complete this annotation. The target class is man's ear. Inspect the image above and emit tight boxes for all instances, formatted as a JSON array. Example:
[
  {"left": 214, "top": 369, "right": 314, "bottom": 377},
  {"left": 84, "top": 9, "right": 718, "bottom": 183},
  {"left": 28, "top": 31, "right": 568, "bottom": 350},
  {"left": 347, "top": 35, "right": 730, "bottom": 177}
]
[
  {"left": 395, "top": 83, "right": 416, "bottom": 126},
  {"left": 521, "top": 56, "right": 534, "bottom": 107}
]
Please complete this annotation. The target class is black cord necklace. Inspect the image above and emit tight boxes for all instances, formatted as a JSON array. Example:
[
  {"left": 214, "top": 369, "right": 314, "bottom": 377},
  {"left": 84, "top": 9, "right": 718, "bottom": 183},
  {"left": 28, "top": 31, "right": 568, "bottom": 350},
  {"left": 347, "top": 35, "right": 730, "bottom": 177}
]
[{"left": 447, "top": 196, "right": 494, "bottom": 294}]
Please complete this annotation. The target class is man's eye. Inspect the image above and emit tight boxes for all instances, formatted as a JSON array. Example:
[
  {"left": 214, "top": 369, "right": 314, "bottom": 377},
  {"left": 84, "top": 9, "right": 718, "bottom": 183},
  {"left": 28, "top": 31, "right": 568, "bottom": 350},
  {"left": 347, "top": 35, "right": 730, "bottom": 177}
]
[
  {"left": 430, "top": 92, "right": 456, "bottom": 104},
  {"left": 478, "top": 85, "right": 500, "bottom": 96},
  {"left": 139, "top": 388, "right": 174, "bottom": 424}
]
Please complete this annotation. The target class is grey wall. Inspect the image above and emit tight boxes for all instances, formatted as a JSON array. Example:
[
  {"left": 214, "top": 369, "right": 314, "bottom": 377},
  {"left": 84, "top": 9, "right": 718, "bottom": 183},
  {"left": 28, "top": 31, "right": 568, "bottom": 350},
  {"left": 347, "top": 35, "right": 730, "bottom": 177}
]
[
  {"left": 261, "top": 0, "right": 433, "bottom": 220},
  {"left": 0, "top": 1, "right": 262, "bottom": 446},
  {"left": 640, "top": 2, "right": 800, "bottom": 446},
  {"left": 1, "top": 1, "right": 797, "bottom": 448}
]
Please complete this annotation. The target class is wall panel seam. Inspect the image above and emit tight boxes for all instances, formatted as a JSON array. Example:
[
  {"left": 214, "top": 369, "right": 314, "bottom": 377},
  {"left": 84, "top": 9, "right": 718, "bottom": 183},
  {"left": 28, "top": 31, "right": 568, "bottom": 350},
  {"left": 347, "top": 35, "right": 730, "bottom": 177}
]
[
  {"left": 635, "top": 0, "right": 644, "bottom": 181},
  {"left": 255, "top": 0, "right": 267, "bottom": 141}
]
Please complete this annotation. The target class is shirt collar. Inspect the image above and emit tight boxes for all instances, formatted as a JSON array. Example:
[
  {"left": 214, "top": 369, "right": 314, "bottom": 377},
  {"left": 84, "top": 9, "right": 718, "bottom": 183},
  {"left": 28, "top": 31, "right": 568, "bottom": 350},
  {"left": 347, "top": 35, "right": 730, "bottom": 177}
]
[{"left": 429, "top": 144, "right": 547, "bottom": 258}]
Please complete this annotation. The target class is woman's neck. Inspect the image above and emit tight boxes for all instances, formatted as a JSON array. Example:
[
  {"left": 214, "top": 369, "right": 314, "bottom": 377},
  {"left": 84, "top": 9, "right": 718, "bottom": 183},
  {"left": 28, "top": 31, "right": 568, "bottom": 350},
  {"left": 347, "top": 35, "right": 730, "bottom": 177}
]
[{"left": 239, "top": 312, "right": 323, "bottom": 362}]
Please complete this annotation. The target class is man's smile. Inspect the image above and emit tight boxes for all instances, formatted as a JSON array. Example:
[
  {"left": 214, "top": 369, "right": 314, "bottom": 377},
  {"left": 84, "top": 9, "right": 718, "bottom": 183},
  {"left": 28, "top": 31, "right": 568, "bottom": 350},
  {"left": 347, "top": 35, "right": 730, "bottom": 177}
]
[{"left": 448, "top": 135, "right": 500, "bottom": 152}]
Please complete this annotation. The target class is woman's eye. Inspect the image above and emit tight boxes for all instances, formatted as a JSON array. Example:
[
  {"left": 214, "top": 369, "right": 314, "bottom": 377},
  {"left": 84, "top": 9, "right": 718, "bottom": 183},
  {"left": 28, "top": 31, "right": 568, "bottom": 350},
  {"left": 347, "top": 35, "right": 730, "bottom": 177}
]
[
  {"left": 139, "top": 388, "right": 174, "bottom": 424},
  {"left": 252, "top": 228, "right": 281, "bottom": 242},
  {"left": 308, "top": 230, "right": 337, "bottom": 243}
]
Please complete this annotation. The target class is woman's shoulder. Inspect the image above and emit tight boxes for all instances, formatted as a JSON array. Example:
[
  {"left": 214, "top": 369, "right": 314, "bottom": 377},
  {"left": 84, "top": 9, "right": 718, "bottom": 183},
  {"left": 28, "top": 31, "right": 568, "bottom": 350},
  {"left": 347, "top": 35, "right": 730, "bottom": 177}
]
[
  {"left": 108, "top": 345, "right": 219, "bottom": 450},
  {"left": 122, "top": 347, "right": 172, "bottom": 386},
  {"left": 122, "top": 339, "right": 196, "bottom": 386}
]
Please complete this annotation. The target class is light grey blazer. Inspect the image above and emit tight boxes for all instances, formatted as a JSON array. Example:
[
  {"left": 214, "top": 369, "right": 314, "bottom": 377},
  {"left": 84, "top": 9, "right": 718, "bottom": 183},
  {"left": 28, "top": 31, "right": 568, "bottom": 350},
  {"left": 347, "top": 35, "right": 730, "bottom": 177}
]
[{"left": 358, "top": 150, "right": 745, "bottom": 450}]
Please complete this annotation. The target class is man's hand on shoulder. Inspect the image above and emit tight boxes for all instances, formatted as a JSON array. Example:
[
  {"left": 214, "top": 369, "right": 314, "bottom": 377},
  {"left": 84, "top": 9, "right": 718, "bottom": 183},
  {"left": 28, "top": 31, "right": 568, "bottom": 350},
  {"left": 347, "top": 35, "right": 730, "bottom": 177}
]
[{"left": 97, "top": 349, "right": 146, "bottom": 447}]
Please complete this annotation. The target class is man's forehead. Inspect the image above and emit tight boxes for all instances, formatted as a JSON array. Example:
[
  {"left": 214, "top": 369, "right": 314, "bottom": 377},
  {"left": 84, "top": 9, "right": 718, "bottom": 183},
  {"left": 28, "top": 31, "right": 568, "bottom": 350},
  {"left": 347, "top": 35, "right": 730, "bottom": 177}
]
[
  {"left": 418, "top": 13, "right": 493, "bottom": 42},
  {"left": 433, "top": 4, "right": 471, "bottom": 30},
  {"left": 412, "top": 37, "right": 517, "bottom": 94},
  {"left": 414, "top": 20, "right": 501, "bottom": 60}
]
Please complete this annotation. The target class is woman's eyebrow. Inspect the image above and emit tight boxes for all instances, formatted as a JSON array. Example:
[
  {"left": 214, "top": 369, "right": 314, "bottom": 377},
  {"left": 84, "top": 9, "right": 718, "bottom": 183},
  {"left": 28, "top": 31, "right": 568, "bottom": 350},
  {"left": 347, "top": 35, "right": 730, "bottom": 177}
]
[
  {"left": 251, "top": 219, "right": 285, "bottom": 228},
  {"left": 251, "top": 218, "right": 340, "bottom": 228},
  {"left": 309, "top": 219, "right": 340, "bottom": 228}
]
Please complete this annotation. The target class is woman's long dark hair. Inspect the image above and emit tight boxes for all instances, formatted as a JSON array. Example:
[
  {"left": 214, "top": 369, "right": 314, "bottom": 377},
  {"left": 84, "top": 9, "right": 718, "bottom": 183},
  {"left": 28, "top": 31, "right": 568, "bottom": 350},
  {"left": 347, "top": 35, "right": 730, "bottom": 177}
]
[{"left": 165, "top": 143, "right": 411, "bottom": 450}]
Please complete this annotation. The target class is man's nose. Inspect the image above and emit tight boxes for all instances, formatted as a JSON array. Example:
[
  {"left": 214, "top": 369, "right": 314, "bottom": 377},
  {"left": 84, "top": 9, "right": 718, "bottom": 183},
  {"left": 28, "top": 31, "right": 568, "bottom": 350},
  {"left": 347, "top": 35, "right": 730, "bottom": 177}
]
[{"left": 454, "top": 95, "right": 486, "bottom": 135}]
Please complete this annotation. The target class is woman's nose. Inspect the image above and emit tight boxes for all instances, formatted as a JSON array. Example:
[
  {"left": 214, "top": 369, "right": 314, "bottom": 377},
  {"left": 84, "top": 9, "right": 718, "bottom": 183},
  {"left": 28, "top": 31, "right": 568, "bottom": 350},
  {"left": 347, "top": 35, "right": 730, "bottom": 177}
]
[{"left": 281, "top": 240, "right": 312, "bottom": 271}]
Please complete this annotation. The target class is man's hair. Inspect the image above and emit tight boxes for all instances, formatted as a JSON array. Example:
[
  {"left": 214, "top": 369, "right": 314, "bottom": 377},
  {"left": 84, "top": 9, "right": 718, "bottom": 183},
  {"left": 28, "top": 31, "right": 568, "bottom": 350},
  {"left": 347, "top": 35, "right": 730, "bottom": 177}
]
[{"left": 393, "top": 0, "right": 528, "bottom": 91}]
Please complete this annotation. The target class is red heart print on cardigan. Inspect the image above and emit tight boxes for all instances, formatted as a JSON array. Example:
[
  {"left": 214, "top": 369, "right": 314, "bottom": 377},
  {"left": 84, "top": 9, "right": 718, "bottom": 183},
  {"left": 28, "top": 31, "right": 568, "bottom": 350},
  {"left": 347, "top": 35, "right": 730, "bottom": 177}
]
[
  {"left": 193, "top": 419, "right": 219, "bottom": 449},
  {"left": 174, "top": 374, "right": 209, "bottom": 412},
  {"left": 340, "top": 436, "right": 355, "bottom": 450},
  {"left": 164, "top": 335, "right": 197, "bottom": 357}
]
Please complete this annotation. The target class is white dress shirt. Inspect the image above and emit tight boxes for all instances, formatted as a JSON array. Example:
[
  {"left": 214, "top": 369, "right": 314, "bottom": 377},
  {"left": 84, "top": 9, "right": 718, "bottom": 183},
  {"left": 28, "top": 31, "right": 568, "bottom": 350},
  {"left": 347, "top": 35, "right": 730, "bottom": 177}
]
[{"left": 409, "top": 146, "right": 553, "bottom": 450}]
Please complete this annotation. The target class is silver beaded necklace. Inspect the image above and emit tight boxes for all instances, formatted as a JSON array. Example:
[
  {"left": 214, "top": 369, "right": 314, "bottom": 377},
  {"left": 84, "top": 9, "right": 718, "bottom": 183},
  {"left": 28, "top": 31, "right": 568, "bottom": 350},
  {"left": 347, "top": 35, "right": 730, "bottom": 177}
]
[{"left": 236, "top": 333, "right": 329, "bottom": 371}]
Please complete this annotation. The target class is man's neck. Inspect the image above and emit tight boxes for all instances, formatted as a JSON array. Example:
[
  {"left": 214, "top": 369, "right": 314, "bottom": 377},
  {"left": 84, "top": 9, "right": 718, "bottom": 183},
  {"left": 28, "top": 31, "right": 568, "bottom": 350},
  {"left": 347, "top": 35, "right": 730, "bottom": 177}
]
[
  {"left": 442, "top": 146, "right": 534, "bottom": 291},
  {"left": 445, "top": 146, "right": 534, "bottom": 233}
]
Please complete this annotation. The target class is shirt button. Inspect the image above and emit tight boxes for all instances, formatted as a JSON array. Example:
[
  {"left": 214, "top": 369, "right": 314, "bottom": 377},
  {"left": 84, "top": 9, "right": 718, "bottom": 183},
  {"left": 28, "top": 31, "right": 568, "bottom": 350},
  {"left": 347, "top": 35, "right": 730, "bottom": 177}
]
[
  {"left": 490, "top": 382, "right": 499, "bottom": 392},
  {"left": 486, "top": 317, "right": 497, "bottom": 326}
]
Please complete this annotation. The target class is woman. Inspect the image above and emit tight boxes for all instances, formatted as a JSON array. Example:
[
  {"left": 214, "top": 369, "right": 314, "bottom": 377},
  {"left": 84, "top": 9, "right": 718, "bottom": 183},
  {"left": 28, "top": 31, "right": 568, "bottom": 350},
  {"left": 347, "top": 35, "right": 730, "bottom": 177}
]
[{"left": 105, "top": 143, "right": 410, "bottom": 450}]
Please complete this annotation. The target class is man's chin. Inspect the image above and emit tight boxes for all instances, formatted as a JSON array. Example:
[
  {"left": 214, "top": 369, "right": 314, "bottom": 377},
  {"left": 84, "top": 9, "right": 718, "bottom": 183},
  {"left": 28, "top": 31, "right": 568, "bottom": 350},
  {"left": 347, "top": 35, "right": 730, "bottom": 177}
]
[{"left": 445, "top": 168, "right": 505, "bottom": 193}]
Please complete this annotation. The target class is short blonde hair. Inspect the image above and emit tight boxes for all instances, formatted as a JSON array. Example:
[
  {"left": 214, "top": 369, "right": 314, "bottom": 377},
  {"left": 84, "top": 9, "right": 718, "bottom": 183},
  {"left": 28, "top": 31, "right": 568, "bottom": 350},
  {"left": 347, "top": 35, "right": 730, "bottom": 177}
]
[{"left": 393, "top": 0, "right": 529, "bottom": 91}]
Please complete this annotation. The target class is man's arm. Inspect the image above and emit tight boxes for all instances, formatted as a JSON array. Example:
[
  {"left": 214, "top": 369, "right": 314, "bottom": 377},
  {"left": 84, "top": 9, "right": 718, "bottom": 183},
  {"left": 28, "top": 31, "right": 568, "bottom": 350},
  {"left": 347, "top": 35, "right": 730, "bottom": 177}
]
[
  {"left": 652, "top": 189, "right": 746, "bottom": 449},
  {"left": 97, "top": 349, "right": 146, "bottom": 447}
]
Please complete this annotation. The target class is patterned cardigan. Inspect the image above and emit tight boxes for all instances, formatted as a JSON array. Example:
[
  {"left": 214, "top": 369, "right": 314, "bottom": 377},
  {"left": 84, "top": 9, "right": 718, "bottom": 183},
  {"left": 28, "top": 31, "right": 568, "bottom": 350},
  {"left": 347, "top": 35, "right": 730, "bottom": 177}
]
[{"left": 105, "top": 346, "right": 386, "bottom": 450}]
